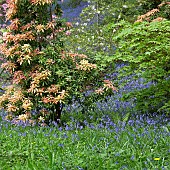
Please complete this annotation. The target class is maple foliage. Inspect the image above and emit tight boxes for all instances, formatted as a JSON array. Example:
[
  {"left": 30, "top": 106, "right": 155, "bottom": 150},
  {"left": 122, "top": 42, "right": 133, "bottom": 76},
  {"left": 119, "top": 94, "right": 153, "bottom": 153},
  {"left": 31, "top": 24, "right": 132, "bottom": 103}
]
[{"left": 110, "top": 2, "right": 170, "bottom": 114}]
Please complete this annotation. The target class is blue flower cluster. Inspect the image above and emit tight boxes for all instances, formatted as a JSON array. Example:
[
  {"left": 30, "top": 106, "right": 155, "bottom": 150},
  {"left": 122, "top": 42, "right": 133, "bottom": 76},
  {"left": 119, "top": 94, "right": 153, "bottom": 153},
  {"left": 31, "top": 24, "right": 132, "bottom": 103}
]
[{"left": 60, "top": 0, "right": 88, "bottom": 21}]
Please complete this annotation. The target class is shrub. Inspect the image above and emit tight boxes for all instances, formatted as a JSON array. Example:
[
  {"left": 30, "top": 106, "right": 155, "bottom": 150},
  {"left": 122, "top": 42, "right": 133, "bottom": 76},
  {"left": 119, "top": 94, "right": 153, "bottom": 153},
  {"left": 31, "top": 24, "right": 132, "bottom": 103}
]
[
  {"left": 110, "top": 6, "right": 170, "bottom": 114},
  {"left": 0, "top": 0, "right": 117, "bottom": 125}
]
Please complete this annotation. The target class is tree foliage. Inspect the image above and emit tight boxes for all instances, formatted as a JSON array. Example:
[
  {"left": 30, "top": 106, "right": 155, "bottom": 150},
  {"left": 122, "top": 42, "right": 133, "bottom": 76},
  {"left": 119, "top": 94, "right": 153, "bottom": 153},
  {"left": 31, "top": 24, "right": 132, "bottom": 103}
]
[{"left": 110, "top": 4, "right": 170, "bottom": 114}]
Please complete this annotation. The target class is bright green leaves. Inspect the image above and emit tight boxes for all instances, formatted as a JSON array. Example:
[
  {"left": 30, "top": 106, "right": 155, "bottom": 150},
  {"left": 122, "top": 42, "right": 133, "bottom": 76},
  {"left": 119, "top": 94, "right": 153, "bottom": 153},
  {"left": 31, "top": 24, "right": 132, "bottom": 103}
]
[{"left": 111, "top": 20, "right": 170, "bottom": 114}]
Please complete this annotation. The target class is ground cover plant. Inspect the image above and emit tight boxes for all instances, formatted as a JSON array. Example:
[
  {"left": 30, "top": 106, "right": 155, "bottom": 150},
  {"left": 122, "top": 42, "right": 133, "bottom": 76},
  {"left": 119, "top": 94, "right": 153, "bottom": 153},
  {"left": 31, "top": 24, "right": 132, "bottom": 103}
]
[
  {"left": 0, "top": 0, "right": 170, "bottom": 169},
  {"left": 0, "top": 113, "right": 170, "bottom": 169}
]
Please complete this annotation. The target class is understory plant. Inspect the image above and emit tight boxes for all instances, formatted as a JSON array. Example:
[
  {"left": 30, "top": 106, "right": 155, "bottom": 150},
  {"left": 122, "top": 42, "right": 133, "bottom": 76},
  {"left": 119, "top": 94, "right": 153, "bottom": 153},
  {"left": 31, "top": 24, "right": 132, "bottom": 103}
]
[
  {"left": 110, "top": 3, "right": 170, "bottom": 114},
  {"left": 0, "top": 0, "right": 117, "bottom": 125}
]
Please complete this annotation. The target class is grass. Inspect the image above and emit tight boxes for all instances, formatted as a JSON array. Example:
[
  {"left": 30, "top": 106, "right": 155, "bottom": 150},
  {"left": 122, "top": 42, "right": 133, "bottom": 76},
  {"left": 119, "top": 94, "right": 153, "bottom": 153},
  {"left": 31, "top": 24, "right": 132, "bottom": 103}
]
[{"left": 0, "top": 112, "right": 170, "bottom": 170}]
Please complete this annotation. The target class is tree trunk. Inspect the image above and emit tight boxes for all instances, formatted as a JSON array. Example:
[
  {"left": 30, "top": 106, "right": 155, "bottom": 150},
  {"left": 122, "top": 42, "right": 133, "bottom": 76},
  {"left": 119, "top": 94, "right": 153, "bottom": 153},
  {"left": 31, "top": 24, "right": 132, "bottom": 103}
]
[{"left": 50, "top": 102, "right": 63, "bottom": 124}]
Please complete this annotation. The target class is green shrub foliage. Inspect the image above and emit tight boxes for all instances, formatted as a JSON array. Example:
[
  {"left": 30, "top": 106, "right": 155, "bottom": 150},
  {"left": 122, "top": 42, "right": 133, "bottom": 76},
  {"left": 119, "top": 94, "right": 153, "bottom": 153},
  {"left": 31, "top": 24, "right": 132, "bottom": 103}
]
[{"left": 111, "top": 17, "right": 170, "bottom": 114}]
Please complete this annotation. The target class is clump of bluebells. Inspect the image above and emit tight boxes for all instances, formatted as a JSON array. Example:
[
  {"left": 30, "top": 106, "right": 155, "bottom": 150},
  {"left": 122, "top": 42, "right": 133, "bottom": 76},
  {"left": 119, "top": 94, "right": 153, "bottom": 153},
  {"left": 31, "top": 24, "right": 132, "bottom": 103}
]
[
  {"left": 0, "top": 0, "right": 7, "bottom": 28},
  {"left": 0, "top": 110, "right": 169, "bottom": 169}
]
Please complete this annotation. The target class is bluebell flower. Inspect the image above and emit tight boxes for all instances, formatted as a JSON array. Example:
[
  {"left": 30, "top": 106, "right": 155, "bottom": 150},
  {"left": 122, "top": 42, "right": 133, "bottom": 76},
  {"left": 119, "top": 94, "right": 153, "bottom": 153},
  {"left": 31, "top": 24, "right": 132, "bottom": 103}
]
[
  {"left": 58, "top": 143, "right": 64, "bottom": 147},
  {"left": 62, "top": 133, "right": 68, "bottom": 139},
  {"left": 65, "top": 125, "right": 71, "bottom": 131},
  {"left": 58, "top": 127, "right": 63, "bottom": 131}
]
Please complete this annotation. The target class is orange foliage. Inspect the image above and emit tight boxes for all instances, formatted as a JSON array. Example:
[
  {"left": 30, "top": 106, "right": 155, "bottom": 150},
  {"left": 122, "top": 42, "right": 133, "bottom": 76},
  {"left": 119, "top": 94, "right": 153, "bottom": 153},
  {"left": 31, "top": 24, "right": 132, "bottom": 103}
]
[{"left": 136, "top": 2, "right": 170, "bottom": 23}]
